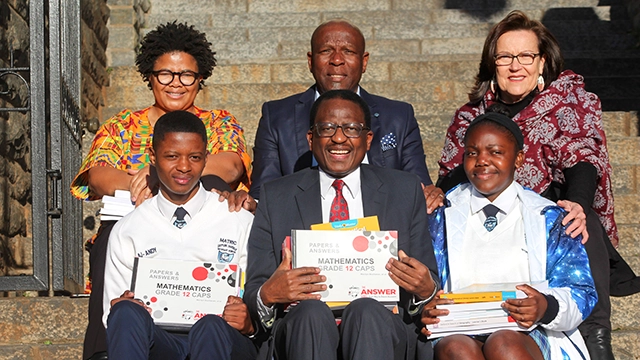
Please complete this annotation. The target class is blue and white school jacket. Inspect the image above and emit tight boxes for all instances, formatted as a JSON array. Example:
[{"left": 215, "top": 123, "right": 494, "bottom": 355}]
[{"left": 428, "top": 182, "right": 598, "bottom": 359}]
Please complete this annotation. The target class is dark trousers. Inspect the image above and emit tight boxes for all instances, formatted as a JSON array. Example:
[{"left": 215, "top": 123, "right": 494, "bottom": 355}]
[
  {"left": 83, "top": 221, "right": 116, "bottom": 359},
  {"left": 579, "top": 210, "right": 612, "bottom": 334},
  {"left": 273, "top": 298, "right": 413, "bottom": 360},
  {"left": 107, "top": 301, "right": 257, "bottom": 360}
]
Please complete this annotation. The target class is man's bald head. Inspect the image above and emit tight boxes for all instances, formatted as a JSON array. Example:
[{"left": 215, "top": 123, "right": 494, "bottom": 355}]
[{"left": 307, "top": 20, "right": 369, "bottom": 94}]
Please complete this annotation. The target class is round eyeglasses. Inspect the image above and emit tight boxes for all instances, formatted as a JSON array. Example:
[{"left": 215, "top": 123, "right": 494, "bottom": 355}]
[
  {"left": 151, "top": 70, "right": 200, "bottom": 86},
  {"left": 494, "top": 53, "right": 540, "bottom": 66},
  {"left": 310, "top": 122, "right": 370, "bottom": 138}
]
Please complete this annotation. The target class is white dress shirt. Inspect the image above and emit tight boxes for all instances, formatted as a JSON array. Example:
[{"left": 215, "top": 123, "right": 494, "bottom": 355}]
[
  {"left": 156, "top": 183, "right": 207, "bottom": 225},
  {"left": 319, "top": 167, "right": 364, "bottom": 222}
]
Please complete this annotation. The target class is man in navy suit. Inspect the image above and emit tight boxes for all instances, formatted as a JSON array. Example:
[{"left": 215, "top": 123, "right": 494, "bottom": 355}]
[
  {"left": 245, "top": 90, "right": 439, "bottom": 360},
  {"left": 222, "top": 20, "right": 444, "bottom": 213}
]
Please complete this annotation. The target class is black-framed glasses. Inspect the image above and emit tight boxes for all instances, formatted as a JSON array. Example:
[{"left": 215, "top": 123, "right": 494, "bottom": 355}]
[
  {"left": 151, "top": 70, "right": 200, "bottom": 86},
  {"left": 494, "top": 52, "right": 540, "bottom": 66},
  {"left": 310, "top": 122, "right": 370, "bottom": 138}
]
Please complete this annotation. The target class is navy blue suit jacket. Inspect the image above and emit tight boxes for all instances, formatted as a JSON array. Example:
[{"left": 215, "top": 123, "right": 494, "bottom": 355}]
[
  {"left": 245, "top": 165, "right": 439, "bottom": 335},
  {"left": 250, "top": 86, "right": 432, "bottom": 199}
]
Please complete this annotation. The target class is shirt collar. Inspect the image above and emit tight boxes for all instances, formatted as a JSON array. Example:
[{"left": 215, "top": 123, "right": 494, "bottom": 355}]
[
  {"left": 157, "top": 183, "right": 207, "bottom": 221},
  {"left": 314, "top": 86, "right": 361, "bottom": 100},
  {"left": 470, "top": 181, "right": 518, "bottom": 215},
  {"left": 319, "top": 167, "right": 362, "bottom": 201}
]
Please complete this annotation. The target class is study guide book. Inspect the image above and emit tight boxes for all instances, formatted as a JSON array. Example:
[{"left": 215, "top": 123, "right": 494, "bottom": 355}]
[
  {"left": 290, "top": 229, "right": 399, "bottom": 303},
  {"left": 131, "top": 257, "right": 241, "bottom": 331},
  {"left": 426, "top": 281, "right": 548, "bottom": 338}
]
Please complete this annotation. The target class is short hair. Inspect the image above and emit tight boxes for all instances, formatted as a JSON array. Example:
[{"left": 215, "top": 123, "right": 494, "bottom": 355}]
[
  {"left": 136, "top": 21, "right": 216, "bottom": 89},
  {"left": 309, "top": 90, "right": 371, "bottom": 129},
  {"left": 469, "top": 10, "right": 564, "bottom": 103},
  {"left": 465, "top": 112, "right": 524, "bottom": 151},
  {"left": 310, "top": 20, "right": 366, "bottom": 52},
  {"left": 153, "top": 110, "right": 207, "bottom": 150}
]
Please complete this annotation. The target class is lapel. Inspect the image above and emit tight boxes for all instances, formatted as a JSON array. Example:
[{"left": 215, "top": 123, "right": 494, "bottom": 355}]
[
  {"left": 360, "top": 88, "right": 384, "bottom": 167},
  {"left": 293, "top": 168, "right": 323, "bottom": 229},
  {"left": 294, "top": 87, "right": 316, "bottom": 163},
  {"left": 443, "top": 185, "right": 472, "bottom": 292},
  {"left": 515, "top": 185, "right": 547, "bottom": 281},
  {"left": 360, "top": 165, "right": 386, "bottom": 221}
]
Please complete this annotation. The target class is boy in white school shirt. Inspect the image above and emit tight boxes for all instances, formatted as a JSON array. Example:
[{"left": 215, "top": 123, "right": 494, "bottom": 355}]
[
  {"left": 102, "top": 110, "right": 257, "bottom": 360},
  {"left": 422, "top": 112, "right": 597, "bottom": 360}
]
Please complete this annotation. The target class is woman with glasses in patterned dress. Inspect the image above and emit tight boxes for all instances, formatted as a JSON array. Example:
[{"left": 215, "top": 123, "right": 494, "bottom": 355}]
[
  {"left": 71, "top": 22, "right": 252, "bottom": 360},
  {"left": 436, "top": 10, "right": 619, "bottom": 360}
]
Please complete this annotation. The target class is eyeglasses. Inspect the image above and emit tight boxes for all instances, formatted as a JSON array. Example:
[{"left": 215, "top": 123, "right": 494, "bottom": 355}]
[
  {"left": 310, "top": 122, "right": 370, "bottom": 138},
  {"left": 494, "top": 53, "right": 540, "bottom": 66},
  {"left": 151, "top": 70, "right": 200, "bottom": 86}
]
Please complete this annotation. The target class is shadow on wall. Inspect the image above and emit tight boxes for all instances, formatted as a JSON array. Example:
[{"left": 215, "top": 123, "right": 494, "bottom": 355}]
[
  {"left": 444, "top": 0, "right": 507, "bottom": 20},
  {"left": 542, "top": 0, "right": 640, "bottom": 117}
]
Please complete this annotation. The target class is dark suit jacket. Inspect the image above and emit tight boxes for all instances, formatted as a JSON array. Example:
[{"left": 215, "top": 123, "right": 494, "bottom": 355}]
[
  {"left": 245, "top": 165, "right": 439, "bottom": 337},
  {"left": 249, "top": 86, "right": 432, "bottom": 199}
]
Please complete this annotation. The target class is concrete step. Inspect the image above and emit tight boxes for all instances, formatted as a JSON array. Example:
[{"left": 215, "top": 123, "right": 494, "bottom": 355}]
[
  {"left": 140, "top": 6, "right": 635, "bottom": 63},
  {"left": 106, "top": 57, "right": 640, "bottom": 109},
  {"left": 145, "top": 0, "right": 602, "bottom": 20},
  {"left": 0, "top": 297, "right": 87, "bottom": 360},
  {"left": 0, "top": 344, "right": 83, "bottom": 360}
]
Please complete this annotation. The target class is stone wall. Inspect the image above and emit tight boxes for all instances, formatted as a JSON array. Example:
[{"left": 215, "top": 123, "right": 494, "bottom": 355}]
[
  {"left": 0, "top": 1, "right": 110, "bottom": 280},
  {"left": 0, "top": 0, "right": 32, "bottom": 276},
  {"left": 81, "top": 0, "right": 110, "bottom": 132},
  {"left": 107, "top": 0, "right": 150, "bottom": 67}
]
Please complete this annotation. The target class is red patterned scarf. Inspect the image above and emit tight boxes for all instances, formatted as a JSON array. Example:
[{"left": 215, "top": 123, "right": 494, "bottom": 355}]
[{"left": 440, "top": 70, "right": 617, "bottom": 245}]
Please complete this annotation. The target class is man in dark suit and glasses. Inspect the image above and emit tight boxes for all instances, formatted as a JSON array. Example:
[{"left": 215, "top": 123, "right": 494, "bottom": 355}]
[
  {"left": 223, "top": 20, "right": 444, "bottom": 214},
  {"left": 244, "top": 90, "right": 439, "bottom": 360}
]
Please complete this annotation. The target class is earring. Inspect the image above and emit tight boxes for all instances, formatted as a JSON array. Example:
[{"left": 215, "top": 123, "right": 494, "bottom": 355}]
[
  {"left": 490, "top": 79, "right": 496, "bottom": 94},
  {"left": 537, "top": 75, "right": 544, "bottom": 91}
]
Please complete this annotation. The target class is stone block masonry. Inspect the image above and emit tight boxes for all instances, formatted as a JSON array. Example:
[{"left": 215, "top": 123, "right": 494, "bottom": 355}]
[
  {"left": 81, "top": 0, "right": 110, "bottom": 129},
  {"left": 0, "top": 0, "right": 32, "bottom": 277}
]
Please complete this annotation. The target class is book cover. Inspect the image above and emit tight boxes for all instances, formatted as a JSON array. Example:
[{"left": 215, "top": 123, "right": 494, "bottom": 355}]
[
  {"left": 291, "top": 230, "right": 399, "bottom": 303},
  {"left": 131, "top": 257, "right": 240, "bottom": 330}
]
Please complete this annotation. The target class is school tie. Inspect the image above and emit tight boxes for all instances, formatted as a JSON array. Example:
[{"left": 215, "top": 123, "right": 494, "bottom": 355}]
[
  {"left": 482, "top": 204, "right": 500, "bottom": 232},
  {"left": 173, "top": 207, "right": 188, "bottom": 229},
  {"left": 330, "top": 180, "right": 349, "bottom": 222}
]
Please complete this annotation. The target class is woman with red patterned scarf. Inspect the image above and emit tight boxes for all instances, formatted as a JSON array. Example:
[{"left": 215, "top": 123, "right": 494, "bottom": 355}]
[{"left": 436, "top": 10, "right": 638, "bottom": 360}]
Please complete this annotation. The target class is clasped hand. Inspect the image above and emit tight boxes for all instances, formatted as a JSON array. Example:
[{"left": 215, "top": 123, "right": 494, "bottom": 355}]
[
  {"left": 128, "top": 166, "right": 158, "bottom": 206},
  {"left": 385, "top": 250, "right": 436, "bottom": 299},
  {"left": 259, "top": 247, "right": 326, "bottom": 306},
  {"left": 501, "top": 284, "right": 547, "bottom": 328}
]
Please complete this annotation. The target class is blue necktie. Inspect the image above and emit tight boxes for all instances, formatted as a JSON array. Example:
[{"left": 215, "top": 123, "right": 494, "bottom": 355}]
[
  {"left": 483, "top": 204, "right": 500, "bottom": 232},
  {"left": 173, "top": 207, "right": 187, "bottom": 229}
]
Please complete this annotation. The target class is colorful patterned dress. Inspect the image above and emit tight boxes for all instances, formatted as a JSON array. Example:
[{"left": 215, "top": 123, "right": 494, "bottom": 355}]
[{"left": 71, "top": 106, "right": 251, "bottom": 201}]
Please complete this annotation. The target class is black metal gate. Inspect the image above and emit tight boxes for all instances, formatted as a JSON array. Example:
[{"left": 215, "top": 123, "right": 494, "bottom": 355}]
[{"left": 0, "top": 0, "right": 83, "bottom": 293}]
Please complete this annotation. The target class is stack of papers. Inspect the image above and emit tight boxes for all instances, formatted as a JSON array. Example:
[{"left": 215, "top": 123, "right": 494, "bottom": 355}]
[
  {"left": 99, "top": 190, "right": 135, "bottom": 221},
  {"left": 426, "top": 282, "right": 548, "bottom": 338}
]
